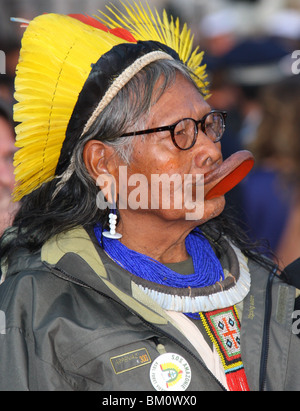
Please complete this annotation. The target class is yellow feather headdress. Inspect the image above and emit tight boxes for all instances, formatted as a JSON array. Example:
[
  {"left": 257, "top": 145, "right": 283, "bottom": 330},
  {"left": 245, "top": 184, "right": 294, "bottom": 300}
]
[{"left": 13, "top": 1, "right": 209, "bottom": 201}]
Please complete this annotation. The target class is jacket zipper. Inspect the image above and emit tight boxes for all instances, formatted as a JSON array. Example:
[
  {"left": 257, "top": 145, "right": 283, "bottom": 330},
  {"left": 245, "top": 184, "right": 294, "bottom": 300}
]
[
  {"left": 49, "top": 265, "right": 227, "bottom": 391},
  {"left": 258, "top": 265, "right": 277, "bottom": 391}
]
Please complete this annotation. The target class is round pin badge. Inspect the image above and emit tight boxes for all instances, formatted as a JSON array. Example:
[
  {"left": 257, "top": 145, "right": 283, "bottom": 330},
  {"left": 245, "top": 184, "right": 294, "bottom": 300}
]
[{"left": 150, "top": 353, "right": 192, "bottom": 391}]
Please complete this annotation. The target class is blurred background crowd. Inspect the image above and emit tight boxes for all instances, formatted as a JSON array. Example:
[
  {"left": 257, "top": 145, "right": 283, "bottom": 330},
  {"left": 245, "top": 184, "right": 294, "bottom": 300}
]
[{"left": 1, "top": 0, "right": 300, "bottom": 268}]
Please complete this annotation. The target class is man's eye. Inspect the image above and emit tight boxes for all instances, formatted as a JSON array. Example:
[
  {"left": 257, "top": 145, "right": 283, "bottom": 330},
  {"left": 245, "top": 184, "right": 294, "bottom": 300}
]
[
  {"left": 175, "top": 127, "right": 186, "bottom": 136},
  {"left": 205, "top": 120, "right": 214, "bottom": 129}
]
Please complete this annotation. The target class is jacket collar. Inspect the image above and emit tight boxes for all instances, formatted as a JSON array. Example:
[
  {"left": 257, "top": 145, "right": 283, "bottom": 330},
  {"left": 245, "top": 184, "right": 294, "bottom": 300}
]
[
  {"left": 41, "top": 226, "right": 169, "bottom": 325},
  {"left": 41, "top": 226, "right": 107, "bottom": 279}
]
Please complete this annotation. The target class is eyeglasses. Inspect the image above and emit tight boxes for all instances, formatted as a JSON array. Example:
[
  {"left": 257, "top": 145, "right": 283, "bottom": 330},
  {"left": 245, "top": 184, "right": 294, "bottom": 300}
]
[{"left": 120, "top": 110, "right": 227, "bottom": 150}]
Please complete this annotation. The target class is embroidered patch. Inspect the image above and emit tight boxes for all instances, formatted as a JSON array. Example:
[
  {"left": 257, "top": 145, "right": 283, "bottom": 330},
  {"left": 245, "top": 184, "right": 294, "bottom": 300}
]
[
  {"left": 150, "top": 353, "right": 192, "bottom": 391},
  {"left": 200, "top": 306, "right": 250, "bottom": 391},
  {"left": 110, "top": 348, "right": 151, "bottom": 374},
  {"left": 200, "top": 306, "right": 242, "bottom": 372}
]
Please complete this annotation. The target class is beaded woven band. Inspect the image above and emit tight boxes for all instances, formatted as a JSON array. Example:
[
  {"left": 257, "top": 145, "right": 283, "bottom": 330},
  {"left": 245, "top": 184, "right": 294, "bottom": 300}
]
[{"left": 81, "top": 50, "right": 173, "bottom": 137}]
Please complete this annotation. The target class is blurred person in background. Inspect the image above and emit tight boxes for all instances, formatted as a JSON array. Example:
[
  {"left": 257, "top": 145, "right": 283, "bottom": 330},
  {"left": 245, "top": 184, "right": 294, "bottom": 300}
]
[
  {"left": 242, "top": 77, "right": 300, "bottom": 268},
  {"left": 0, "top": 100, "right": 18, "bottom": 235},
  {"left": 207, "top": 36, "right": 290, "bottom": 155},
  {"left": 200, "top": 9, "right": 238, "bottom": 60},
  {"left": 0, "top": 39, "right": 20, "bottom": 105},
  {"left": 205, "top": 36, "right": 291, "bottom": 229},
  {"left": 264, "top": 8, "right": 300, "bottom": 52}
]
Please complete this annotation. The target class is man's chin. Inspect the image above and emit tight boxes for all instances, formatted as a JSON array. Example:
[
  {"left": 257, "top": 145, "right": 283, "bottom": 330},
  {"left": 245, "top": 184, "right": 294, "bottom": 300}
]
[
  {"left": 202, "top": 195, "right": 226, "bottom": 223},
  {"left": 183, "top": 195, "right": 225, "bottom": 224}
]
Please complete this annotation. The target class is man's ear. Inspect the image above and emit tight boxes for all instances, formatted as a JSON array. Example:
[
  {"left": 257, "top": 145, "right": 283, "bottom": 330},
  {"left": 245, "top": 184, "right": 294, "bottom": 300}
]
[
  {"left": 83, "top": 140, "right": 118, "bottom": 204},
  {"left": 83, "top": 139, "right": 116, "bottom": 181}
]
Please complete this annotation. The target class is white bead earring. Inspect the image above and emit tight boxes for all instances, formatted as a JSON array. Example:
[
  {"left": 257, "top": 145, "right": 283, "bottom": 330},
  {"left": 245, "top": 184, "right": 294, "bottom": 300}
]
[
  {"left": 102, "top": 182, "right": 122, "bottom": 239},
  {"left": 103, "top": 210, "right": 122, "bottom": 239}
]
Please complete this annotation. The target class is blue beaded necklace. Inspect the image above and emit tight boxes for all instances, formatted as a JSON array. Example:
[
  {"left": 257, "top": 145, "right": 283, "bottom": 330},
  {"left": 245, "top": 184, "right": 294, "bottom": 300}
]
[{"left": 94, "top": 224, "right": 224, "bottom": 290}]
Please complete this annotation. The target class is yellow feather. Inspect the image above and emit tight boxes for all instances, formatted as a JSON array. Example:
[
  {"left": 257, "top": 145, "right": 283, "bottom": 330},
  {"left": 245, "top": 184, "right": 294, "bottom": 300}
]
[
  {"left": 13, "top": 2, "right": 209, "bottom": 201},
  {"left": 13, "top": 12, "right": 131, "bottom": 200},
  {"left": 97, "top": 1, "right": 208, "bottom": 94}
]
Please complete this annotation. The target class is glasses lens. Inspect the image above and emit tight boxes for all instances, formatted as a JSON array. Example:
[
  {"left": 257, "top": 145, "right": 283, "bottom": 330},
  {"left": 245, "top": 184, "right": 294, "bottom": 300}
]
[
  {"left": 174, "top": 119, "right": 196, "bottom": 149},
  {"left": 204, "top": 112, "right": 225, "bottom": 142}
]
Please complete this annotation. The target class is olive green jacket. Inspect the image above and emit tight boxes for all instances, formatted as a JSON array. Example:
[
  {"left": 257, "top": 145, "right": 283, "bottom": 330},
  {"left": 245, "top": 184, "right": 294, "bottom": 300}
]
[{"left": 0, "top": 227, "right": 299, "bottom": 391}]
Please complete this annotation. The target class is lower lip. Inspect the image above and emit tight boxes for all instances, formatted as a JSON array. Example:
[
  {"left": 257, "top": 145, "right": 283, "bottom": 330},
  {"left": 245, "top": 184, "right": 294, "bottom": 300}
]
[{"left": 205, "top": 157, "right": 254, "bottom": 200}]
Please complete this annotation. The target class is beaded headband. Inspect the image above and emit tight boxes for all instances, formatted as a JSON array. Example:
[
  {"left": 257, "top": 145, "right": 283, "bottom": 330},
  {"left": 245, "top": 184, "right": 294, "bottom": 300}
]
[{"left": 13, "top": 1, "right": 209, "bottom": 201}]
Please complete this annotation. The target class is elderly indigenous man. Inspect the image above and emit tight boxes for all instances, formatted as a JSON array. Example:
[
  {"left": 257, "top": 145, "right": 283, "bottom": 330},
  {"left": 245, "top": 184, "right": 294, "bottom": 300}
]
[{"left": 0, "top": 3, "right": 299, "bottom": 392}]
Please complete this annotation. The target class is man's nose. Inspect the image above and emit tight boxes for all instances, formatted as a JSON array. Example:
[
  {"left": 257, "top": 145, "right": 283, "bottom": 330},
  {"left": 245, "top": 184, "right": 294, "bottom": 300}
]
[{"left": 193, "top": 130, "right": 222, "bottom": 169}]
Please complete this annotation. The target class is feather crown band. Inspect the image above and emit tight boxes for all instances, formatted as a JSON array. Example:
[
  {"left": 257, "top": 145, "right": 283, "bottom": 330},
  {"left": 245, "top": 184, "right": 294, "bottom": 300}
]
[{"left": 13, "top": 1, "right": 209, "bottom": 201}]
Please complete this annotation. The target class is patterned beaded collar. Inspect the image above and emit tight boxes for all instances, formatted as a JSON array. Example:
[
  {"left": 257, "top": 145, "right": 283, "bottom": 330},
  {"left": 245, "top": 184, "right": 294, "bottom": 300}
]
[
  {"left": 132, "top": 239, "right": 250, "bottom": 313},
  {"left": 95, "top": 226, "right": 251, "bottom": 314}
]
